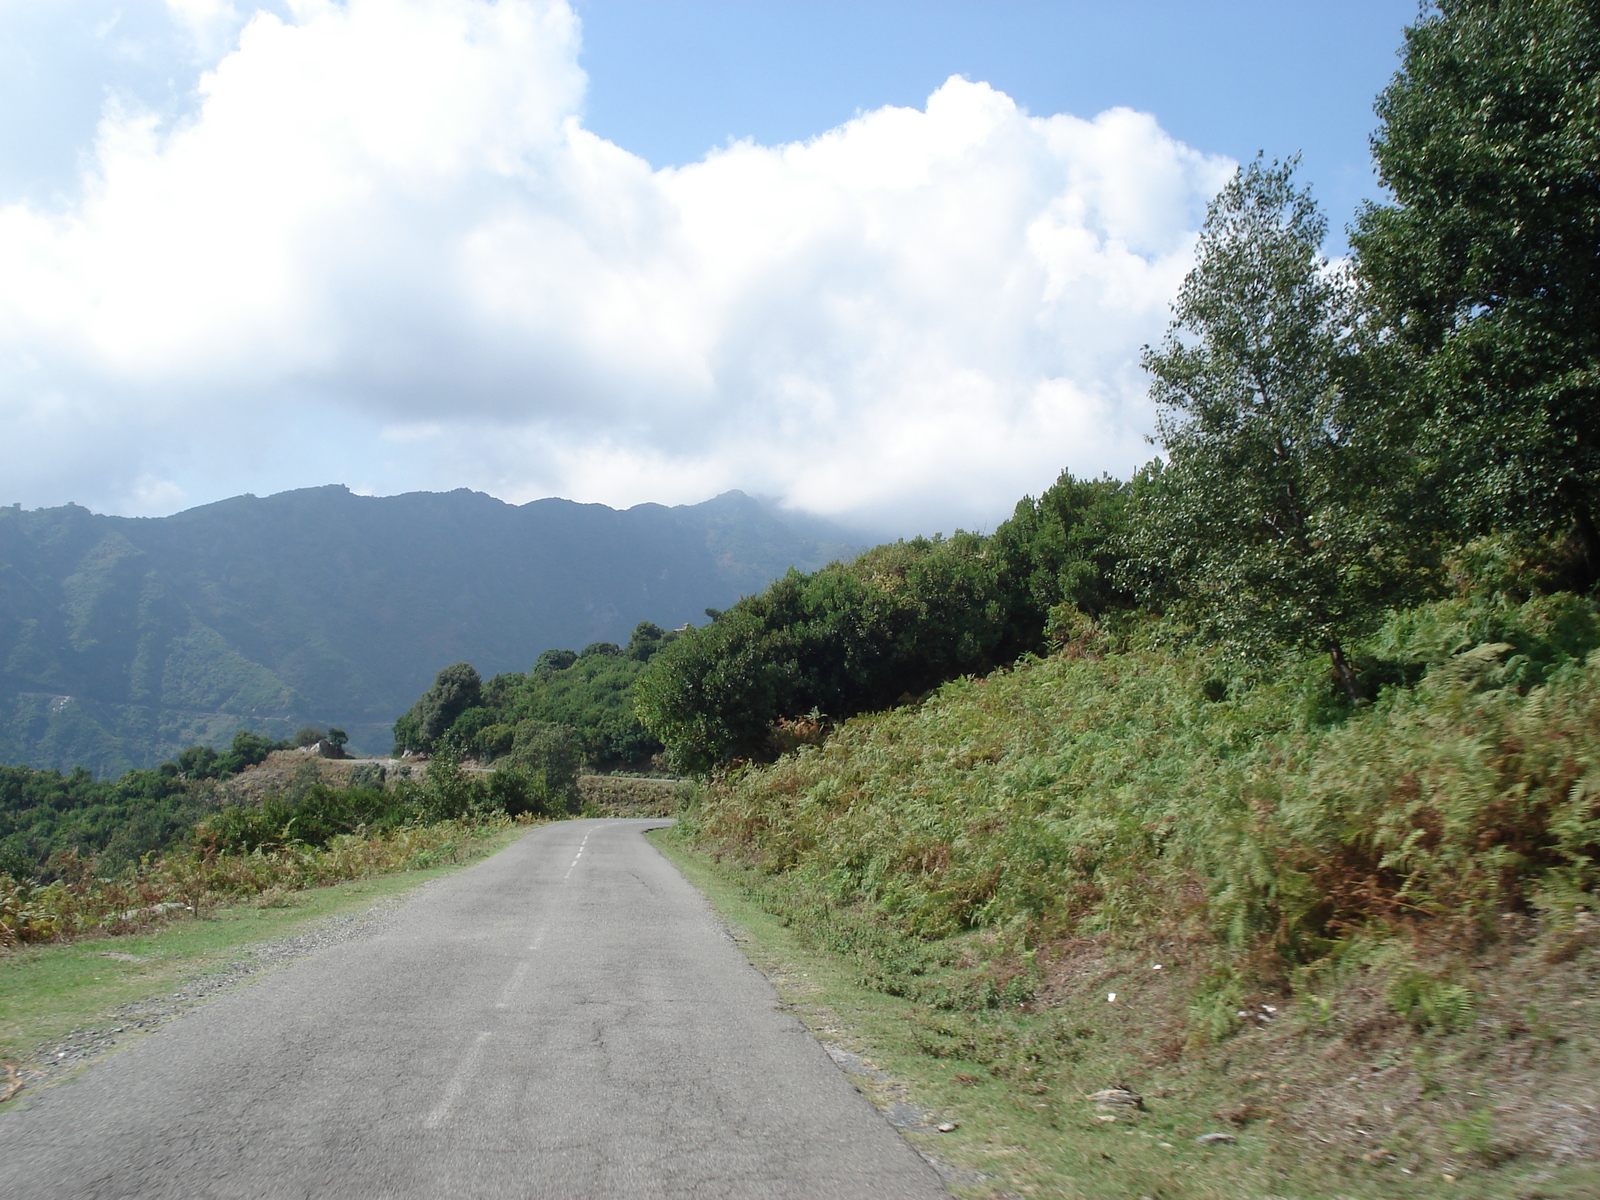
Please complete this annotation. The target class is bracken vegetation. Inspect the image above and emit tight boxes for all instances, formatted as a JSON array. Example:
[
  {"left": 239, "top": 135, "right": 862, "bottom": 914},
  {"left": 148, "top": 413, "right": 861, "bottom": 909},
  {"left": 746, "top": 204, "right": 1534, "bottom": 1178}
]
[
  {"left": 633, "top": 4, "right": 1600, "bottom": 1191},
  {"left": 0, "top": 818, "right": 513, "bottom": 949},
  {"left": 683, "top": 589, "right": 1600, "bottom": 982},
  {"left": 0, "top": 739, "right": 569, "bottom": 950}
]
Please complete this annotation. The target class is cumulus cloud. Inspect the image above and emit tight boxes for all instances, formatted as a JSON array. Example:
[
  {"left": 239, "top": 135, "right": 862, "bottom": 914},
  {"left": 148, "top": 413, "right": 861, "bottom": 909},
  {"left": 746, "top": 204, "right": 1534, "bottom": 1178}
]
[{"left": 0, "top": 0, "right": 1233, "bottom": 534}]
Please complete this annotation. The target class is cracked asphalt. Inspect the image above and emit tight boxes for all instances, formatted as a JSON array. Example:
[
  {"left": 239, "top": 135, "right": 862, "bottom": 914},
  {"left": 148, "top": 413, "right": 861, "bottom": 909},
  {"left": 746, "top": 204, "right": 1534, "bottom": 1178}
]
[{"left": 0, "top": 819, "right": 950, "bottom": 1199}]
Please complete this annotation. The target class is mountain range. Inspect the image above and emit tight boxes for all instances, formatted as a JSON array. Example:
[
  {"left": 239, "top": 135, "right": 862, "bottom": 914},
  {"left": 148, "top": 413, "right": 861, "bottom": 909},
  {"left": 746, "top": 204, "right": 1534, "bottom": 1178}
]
[{"left": 0, "top": 486, "right": 859, "bottom": 774}]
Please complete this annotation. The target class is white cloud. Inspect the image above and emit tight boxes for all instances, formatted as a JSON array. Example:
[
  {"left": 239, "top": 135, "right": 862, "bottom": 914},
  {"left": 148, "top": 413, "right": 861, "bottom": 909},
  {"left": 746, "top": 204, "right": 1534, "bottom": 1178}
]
[
  {"left": 0, "top": 0, "right": 1233, "bottom": 533},
  {"left": 162, "top": 0, "right": 244, "bottom": 51}
]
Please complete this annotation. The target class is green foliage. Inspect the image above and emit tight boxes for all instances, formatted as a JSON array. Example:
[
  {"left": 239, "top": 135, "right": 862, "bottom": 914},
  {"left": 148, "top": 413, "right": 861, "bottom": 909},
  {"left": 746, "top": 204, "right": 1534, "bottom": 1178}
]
[
  {"left": 484, "top": 764, "right": 557, "bottom": 819},
  {"left": 390, "top": 709, "right": 423, "bottom": 756},
  {"left": 443, "top": 704, "right": 497, "bottom": 749},
  {"left": 624, "top": 622, "right": 671, "bottom": 662},
  {"left": 533, "top": 648, "right": 578, "bottom": 674},
  {"left": 195, "top": 785, "right": 410, "bottom": 854},
  {"left": 196, "top": 739, "right": 553, "bottom": 859},
  {"left": 637, "top": 481, "right": 1130, "bottom": 773},
  {"left": 163, "top": 729, "right": 283, "bottom": 786},
  {"left": 0, "top": 728, "right": 288, "bottom": 879},
  {"left": 679, "top": 597, "right": 1600, "bottom": 986},
  {"left": 394, "top": 662, "right": 482, "bottom": 752},
  {"left": 509, "top": 721, "right": 583, "bottom": 813},
  {"left": 1126, "top": 157, "right": 1424, "bottom": 697},
  {"left": 347, "top": 763, "right": 386, "bottom": 789},
  {"left": 988, "top": 472, "right": 1132, "bottom": 648},
  {"left": 413, "top": 738, "right": 489, "bottom": 823},
  {"left": 1352, "top": 0, "right": 1600, "bottom": 576},
  {"left": 636, "top": 535, "right": 999, "bottom": 772},
  {"left": 1389, "top": 972, "right": 1478, "bottom": 1033},
  {"left": 1370, "top": 591, "right": 1600, "bottom": 690},
  {"left": 394, "top": 622, "right": 682, "bottom": 771},
  {"left": 504, "top": 651, "right": 662, "bottom": 767}
]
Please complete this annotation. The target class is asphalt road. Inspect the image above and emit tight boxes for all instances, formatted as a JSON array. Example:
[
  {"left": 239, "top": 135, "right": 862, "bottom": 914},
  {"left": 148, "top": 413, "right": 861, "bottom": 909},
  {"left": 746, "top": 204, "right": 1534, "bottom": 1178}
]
[{"left": 0, "top": 819, "right": 951, "bottom": 1199}]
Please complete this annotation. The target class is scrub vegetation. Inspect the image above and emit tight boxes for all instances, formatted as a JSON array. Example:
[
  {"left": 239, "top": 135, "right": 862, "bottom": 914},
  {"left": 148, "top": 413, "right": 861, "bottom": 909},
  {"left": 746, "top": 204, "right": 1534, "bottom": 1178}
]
[
  {"left": 390, "top": 621, "right": 681, "bottom": 770},
  {"left": 635, "top": 4, "right": 1600, "bottom": 1193},
  {"left": 5, "top": 3, "right": 1599, "bottom": 1192},
  {"left": 0, "top": 738, "right": 557, "bottom": 951}
]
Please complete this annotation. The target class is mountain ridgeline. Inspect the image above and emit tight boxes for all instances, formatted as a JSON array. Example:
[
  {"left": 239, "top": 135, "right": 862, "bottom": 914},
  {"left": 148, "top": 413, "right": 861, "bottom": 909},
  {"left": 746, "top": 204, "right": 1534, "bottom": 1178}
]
[{"left": 0, "top": 486, "right": 858, "bottom": 775}]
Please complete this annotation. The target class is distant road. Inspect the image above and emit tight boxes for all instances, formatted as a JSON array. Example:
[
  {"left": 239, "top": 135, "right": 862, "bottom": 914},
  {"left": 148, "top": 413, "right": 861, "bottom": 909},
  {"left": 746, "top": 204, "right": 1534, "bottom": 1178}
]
[{"left": 0, "top": 820, "right": 949, "bottom": 1199}]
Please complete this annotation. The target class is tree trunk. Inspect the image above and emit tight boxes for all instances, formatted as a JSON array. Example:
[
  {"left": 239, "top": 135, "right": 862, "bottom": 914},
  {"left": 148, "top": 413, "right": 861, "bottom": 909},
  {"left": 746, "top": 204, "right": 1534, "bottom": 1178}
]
[
  {"left": 1571, "top": 508, "right": 1600, "bottom": 595},
  {"left": 1329, "top": 642, "right": 1365, "bottom": 704}
]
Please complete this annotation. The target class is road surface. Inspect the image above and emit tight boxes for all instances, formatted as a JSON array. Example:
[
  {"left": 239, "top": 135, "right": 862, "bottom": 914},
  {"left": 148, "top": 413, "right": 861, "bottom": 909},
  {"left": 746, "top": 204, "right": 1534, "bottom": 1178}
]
[{"left": 0, "top": 819, "right": 950, "bottom": 1199}]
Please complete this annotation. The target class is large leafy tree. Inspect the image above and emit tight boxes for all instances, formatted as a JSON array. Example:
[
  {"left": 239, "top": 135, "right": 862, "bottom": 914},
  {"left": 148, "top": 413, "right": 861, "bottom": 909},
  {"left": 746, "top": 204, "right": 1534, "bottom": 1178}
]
[
  {"left": 1126, "top": 158, "right": 1418, "bottom": 699},
  {"left": 1352, "top": 0, "right": 1600, "bottom": 582},
  {"left": 393, "top": 661, "right": 482, "bottom": 752}
]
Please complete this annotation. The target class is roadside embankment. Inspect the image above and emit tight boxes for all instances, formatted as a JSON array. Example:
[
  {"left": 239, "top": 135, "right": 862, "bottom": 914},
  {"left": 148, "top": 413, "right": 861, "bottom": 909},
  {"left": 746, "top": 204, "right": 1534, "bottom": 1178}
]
[
  {"left": 578, "top": 774, "right": 686, "bottom": 817},
  {"left": 670, "top": 630, "right": 1600, "bottom": 1198}
]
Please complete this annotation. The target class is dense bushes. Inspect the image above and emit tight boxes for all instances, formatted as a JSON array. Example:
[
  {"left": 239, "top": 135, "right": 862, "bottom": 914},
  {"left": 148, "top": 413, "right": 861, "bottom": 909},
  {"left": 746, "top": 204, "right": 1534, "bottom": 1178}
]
[
  {"left": 636, "top": 474, "right": 1129, "bottom": 772},
  {"left": 392, "top": 623, "right": 679, "bottom": 770},
  {"left": 0, "top": 736, "right": 571, "bottom": 947},
  {"left": 682, "top": 595, "right": 1600, "bottom": 982},
  {"left": 0, "top": 729, "right": 288, "bottom": 880},
  {"left": 392, "top": 662, "right": 483, "bottom": 753},
  {"left": 1, "top": 718, "right": 572, "bottom": 892}
]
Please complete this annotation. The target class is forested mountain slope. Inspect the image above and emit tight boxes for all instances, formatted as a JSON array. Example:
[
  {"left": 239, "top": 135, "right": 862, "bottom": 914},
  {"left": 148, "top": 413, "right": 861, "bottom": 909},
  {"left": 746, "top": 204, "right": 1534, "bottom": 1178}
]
[{"left": 0, "top": 486, "right": 857, "bottom": 774}]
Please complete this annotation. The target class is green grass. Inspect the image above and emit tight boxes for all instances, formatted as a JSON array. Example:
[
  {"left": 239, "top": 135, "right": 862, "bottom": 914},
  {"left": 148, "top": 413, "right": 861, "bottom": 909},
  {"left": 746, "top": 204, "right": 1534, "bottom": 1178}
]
[
  {"left": 0, "top": 824, "right": 528, "bottom": 1070},
  {"left": 653, "top": 833, "right": 1600, "bottom": 1200}
]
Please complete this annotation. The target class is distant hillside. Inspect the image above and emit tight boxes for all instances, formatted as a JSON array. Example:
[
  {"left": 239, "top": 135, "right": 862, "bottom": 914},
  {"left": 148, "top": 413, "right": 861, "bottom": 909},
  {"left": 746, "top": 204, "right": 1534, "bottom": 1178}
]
[{"left": 0, "top": 486, "right": 859, "bottom": 774}]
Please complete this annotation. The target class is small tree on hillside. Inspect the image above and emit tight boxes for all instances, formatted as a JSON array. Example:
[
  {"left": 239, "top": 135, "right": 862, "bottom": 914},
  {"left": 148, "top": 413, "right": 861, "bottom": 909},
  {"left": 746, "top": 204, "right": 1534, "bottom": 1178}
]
[
  {"left": 418, "top": 736, "right": 478, "bottom": 822},
  {"left": 1125, "top": 157, "right": 1422, "bottom": 700},
  {"left": 533, "top": 648, "right": 578, "bottom": 675}
]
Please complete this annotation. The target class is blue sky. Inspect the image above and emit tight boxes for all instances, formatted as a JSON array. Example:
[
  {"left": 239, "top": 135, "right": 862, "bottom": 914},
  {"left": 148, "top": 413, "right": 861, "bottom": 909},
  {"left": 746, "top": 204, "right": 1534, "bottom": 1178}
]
[
  {"left": 0, "top": 0, "right": 1425, "bottom": 533},
  {"left": 575, "top": 1, "right": 1417, "bottom": 249}
]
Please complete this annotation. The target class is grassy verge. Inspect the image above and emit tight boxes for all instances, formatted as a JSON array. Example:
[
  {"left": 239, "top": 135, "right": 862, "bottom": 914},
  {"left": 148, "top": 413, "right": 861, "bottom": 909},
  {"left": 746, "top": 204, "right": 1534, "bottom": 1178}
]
[
  {"left": 1, "top": 823, "right": 528, "bottom": 1079},
  {"left": 653, "top": 832, "right": 1600, "bottom": 1200}
]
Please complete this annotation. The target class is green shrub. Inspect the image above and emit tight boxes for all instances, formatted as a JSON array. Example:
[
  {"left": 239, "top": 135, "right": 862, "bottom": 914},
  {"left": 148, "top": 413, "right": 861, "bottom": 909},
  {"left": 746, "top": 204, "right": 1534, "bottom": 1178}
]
[
  {"left": 681, "top": 596, "right": 1600, "bottom": 994},
  {"left": 510, "top": 722, "right": 582, "bottom": 813},
  {"left": 0, "top": 728, "right": 291, "bottom": 879},
  {"left": 1389, "top": 973, "right": 1478, "bottom": 1033},
  {"left": 485, "top": 764, "right": 553, "bottom": 818},
  {"left": 195, "top": 783, "right": 416, "bottom": 855}
]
